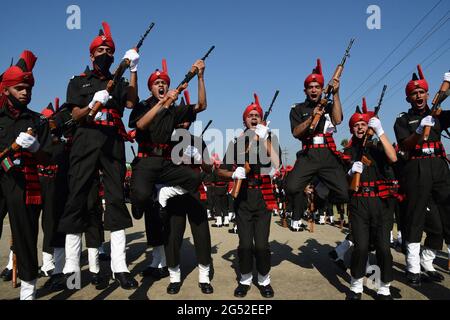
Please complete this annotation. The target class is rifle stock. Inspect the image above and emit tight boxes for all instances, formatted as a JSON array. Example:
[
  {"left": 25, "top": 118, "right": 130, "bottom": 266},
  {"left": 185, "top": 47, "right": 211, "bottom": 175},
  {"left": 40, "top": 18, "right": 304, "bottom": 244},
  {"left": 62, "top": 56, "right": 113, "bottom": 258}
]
[
  {"left": 230, "top": 162, "right": 251, "bottom": 198},
  {"left": 0, "top": 128, "right": 34, "bottom": 160},
  {"left": 423, "top": 79, "right": 450, "bottom": 141}
]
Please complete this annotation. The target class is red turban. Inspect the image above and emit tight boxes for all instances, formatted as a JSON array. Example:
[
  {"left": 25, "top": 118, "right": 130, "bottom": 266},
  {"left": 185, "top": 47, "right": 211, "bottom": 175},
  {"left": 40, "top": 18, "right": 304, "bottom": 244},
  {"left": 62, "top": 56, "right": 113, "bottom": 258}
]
[
  {"left": 147, "top": 59, "right": 171, "bottom": 90},
  {"left": 243, "top": 93, "right": 264, "bottom": 124},
  {"left": 349, "top": 105, "right": 370, "bottom": 134},
  {"left": 0, "top": 50, "right": 37, "bottom": 107},
  {"left": 304, "top": 59, "right": 324, "bottom": 88},
  {"left": 405, "top": 65, "right": 428, "bottom": 96},
  {"left": 89, "top": 21, "right": 115, "bottom": 54}
]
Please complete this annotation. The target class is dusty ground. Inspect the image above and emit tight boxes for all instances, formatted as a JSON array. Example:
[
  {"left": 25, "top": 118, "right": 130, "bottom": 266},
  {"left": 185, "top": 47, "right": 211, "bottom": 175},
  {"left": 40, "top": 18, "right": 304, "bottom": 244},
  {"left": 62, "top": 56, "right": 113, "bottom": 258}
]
[{"left": 0, "top": 207, "right": 449, "bottom": 301}]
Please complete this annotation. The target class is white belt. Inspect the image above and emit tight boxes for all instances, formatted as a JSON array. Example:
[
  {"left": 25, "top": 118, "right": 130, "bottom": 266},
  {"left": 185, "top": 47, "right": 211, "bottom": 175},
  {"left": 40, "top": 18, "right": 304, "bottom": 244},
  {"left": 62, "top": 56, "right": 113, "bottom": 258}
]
[
  {"left": 422, "top": 148, "right": 435, "bottom": 155},
  {"left": 313, "top": 136, "right": 325, "bottom": 145}
]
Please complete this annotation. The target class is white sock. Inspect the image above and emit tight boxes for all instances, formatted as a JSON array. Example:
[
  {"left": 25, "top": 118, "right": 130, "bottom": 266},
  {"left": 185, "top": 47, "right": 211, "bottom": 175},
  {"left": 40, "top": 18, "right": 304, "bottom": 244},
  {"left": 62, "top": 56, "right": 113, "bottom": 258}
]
[
  {"left": 350, "top": 276, "right": 364, "bottom": 294},
  {"left": 63, "top": 234, "right": 82, "bottom": 274},
  {"left": 257, "top": 273, "right": 270, "bottom": 286},
  {"left": 224, "top": 216, "right": 230, "bottom": 225},
  {"left": 158, "top": 186, "right": 187, "bottom": 208},
  {"left": 41, "top": 251, "right": 55, "bottom": 273},
  {"left": 335, "top": 239, "right": 353, "bottom": 260},
  {"left": 421, "top": 247, "right": 436, "bottom": 272},
  {"left": 390, "top": 231, "right": 394, "bottom": 243},
  {"left": 20, "top": 279, "right": 37, "bottom": 300},
  {"left": 377, "top": 281, "right": 391, "bottom": 296},
  {"left": 6, "top": 250, "right": 13, "bottom": 270},
  {"left": 88, "top": 248, "right": 100, "bottom": 274},
  {"left": 240, "top": 272, "right": 253, "bottom": 286},
  {"left": 319, "top": 215, "right": 325, "bottom": 224},
  {"left": 110, "top": 230, "right": 129, "bottom": 273},
  {"left": 228, "top": 212, "right": 234, "bottom": 221},
  {"left": 397, "top": 231, "right": 402, "bottom": 245},
  {"left": 406, "top": 242, "right": 421, "bottom": 274},
  {"left": 169, "top": 265, "right": 181, "bottom": 283},
  {"left": 329, "top": 215, "right": 334, "bottom": 223},
  {"left": 198, "top": 264, "right": 210, "bottom": 284},
  {"left": 53, "top": 248, "right": 65, "bottom": 275}
]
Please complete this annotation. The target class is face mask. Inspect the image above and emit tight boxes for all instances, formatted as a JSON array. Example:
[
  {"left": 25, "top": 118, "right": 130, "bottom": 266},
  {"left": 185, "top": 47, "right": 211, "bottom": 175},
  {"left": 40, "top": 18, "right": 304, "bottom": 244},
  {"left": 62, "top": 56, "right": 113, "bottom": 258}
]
[
  {"left": 7, "top": 94, "right": 28, "bottom": 111},
  {"left": 94, "top": 54, "right": 114, "bottom": 77}
]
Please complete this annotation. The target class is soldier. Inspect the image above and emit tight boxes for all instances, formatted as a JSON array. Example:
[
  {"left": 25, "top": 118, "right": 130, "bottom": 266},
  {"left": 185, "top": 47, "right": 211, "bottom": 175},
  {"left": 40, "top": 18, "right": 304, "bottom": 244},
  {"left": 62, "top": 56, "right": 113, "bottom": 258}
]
[
  {"left": 393, "top": 67, "right": 450, "bottom": 287},
  {"left": 0, "top": 50, "right": 52, "bottom": 299},
  {"left": 57, "top": 21, "right": 139, "bottom": 289},
  {"left": 285, "top": 59, "right": 349, "bottom": 231}
]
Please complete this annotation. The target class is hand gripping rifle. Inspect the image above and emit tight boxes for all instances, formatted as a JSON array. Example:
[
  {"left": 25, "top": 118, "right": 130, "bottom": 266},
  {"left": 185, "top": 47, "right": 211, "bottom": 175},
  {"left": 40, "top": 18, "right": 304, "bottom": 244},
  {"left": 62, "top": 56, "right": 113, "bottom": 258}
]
[
  {"left": 0, "top": 128, "right": 35, "bottom": 161},
  {"left": 231, "top": 90, "right": 280, "bottom": 198},
  {"left": 87, "top": 22, "right": 155, "bottom": 122},
  {"left": 423, "top": 71, "right": 450, "bottom": 141},
  {"left": 309, "top": 38, "right": 355, "bottom": 133},
  {"left": 349, "top": 85, "right": 387, "bottom": 192},
  {"left": 160, "top": 46, "right": 215, "bottom": 109}
]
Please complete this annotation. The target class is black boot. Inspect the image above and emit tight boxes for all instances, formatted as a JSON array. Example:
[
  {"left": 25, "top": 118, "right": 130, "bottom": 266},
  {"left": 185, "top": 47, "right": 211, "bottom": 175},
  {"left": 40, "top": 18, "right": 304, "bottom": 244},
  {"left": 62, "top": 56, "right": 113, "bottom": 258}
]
[
  {"left": 112, "top": 272, "right": 138, "bottom": 290},
  {"left": 234, "top": 283, "right": 250, "bottom": 298},
  {"left": 167, "top": 282, "right": 182, "bottom": 294},
  {"left": 199, "top": 283, "right": 214, "bottom": 294},
  {"left": 0, "top": 268, "right": 12, "bottom": 282}
]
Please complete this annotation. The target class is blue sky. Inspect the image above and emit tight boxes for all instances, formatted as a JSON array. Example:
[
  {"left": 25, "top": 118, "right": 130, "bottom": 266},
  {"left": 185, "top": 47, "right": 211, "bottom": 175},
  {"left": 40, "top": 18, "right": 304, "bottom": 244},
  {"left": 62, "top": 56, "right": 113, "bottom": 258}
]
[{"left": 1, "top": 0, "right": 449, "bottom": 163}]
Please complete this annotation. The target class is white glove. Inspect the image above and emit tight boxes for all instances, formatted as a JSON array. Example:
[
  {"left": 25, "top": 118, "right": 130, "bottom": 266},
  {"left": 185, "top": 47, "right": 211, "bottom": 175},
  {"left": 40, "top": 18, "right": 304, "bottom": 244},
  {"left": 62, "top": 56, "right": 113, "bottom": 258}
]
[
  {"left": 255, "top": 121, "right": 270, "bottom": 140},
  {"left": 348, "top": 161, "right": 363, "bottom": 176},
  {"left": 232, "top": 167, "right": 246, "bottom": 180},
  {"left": 415, "top": 115, "right": 435, "bottom": 135},
  {"left": 183, "top": 145, "right": 202, "bottom": 163},
  {"left": 123, "top": 49, "right": 140, "bottom": 72},
  {"left": 89, "top": 90, "right": 111, "bottom": 109},
  {"left": 204, "top": 186, "right": 208, "bottom": 192},
  {"left": 444, "top": 72, "right": 450, "bottom": 83},
  {"left": 15, "top": 130, "right": 40, "bottom": 153},
  {"left": 368, "top": 117, "right": 384, "bottom": 137}
]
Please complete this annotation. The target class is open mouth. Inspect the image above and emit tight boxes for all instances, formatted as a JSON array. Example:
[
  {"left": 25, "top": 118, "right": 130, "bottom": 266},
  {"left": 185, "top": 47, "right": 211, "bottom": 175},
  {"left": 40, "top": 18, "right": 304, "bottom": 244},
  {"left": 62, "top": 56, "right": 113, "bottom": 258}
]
[
  {"left": 158, "top": 87, "right": 165, "bottom": 97},
  {"left": 416, "top": 98, "right": 424, "bottom": 107}
]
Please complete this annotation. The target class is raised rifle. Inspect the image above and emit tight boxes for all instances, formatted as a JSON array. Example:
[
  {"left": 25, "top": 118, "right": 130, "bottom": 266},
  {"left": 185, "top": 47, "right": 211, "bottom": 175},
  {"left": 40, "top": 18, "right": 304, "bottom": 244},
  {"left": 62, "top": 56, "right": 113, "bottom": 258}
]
[
  {"left": 87, "top": 22, "right": 155, "bottom": 122},
  {"left": 309, "top": 38, "right": 355, "bottom": 133},
  {"left": 423, "top": 71, "right": 450, "bottom": 141},
  {"left": 349, "top": 85, "right": 387, "bottom": 192}
]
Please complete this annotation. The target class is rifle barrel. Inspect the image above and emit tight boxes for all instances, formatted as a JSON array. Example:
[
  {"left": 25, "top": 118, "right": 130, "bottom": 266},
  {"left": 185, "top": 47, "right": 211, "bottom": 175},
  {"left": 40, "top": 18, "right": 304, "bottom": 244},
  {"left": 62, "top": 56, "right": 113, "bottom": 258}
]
[{"left": 136, "top": 22, "right": 155, "bottom": 49}]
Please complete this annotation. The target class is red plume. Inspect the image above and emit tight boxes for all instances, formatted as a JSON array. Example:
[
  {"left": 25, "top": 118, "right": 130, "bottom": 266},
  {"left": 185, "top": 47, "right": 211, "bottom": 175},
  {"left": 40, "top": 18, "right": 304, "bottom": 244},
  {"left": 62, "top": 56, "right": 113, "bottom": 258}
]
[
  {"left": 254, "top": 93, "right": 261, "bottom": 108},
  {"left": 162, "top": 59, "right": 168, "bottom": 74},
  {"left": 54, "top": 97, "right": 60, "bottom": 111},
  {"left": 362, "top": 97, "right": 367, "bottom": 114},
  {"left": 102, "top": 22, "right": 112, "bottom": 38},
  {"left": 316, "top": 59, "right": 323, "bottom": 76},
  {"left": 184, "top": 90, "right": 191, "bottom": 105},
  {"left": 18, "top": 50, "right": 37, "bottom": 72},
  {"left": 417, "top": 64, "right": 425, "bottom": 80}
]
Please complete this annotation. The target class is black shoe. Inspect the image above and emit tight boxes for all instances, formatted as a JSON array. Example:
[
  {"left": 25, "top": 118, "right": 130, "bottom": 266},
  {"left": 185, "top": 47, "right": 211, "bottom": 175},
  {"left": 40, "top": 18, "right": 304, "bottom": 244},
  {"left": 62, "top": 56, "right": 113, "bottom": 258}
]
[
  {"left": 44, "top": 273, "right": 66, "bottom": 291},
  {"left": 140, "top": 266, "right": 169, "bottom": 279},
  {"left": 167, "top": 282, "right": 182, "bottom": 294},
  {"left": 39, "top": 268, "right": 54, "bottom": 278},
  {"left": 112, "top": 272, "right": 138, "bottom": 290},
  {"left": 223, "top": 223, "right": 230, "bottom": 227},
  {"left": 346, "top": 291, "right": 362, "bottom": 300},
  {"left": 424, "top": 270, "right": 444, "bottom": 282},
  {"left": 0, "top": 268, "right": 12, "bottom": 282},
  {"left": 99, "top": 253, "right": 111, "bottom": 261},
  {"left": 406, "top": 271, "right": 421, "bottom": 287},
  {"left": 259, "top": 284, "right": 274, "bottom": 298},
  {"left": 328, "top": 250, "right": 338, "bottom": 261},
  {"left": 228, "top": 228, "right": 238, "bottom": 234},
  {"left": 91, "top": 272, "right": 109, "bottom": 290},
  {"left": 211, "top": 223, "right": 223, "bottom": 228},
  {"left": 376, "top": 294, "right": 393, "bottom": 300},
  {"left": 199, "top": 283, "right": 214, "bottom": 294},
  {"left": 234, "top": 283, "right": 250, "bottom": 298}
]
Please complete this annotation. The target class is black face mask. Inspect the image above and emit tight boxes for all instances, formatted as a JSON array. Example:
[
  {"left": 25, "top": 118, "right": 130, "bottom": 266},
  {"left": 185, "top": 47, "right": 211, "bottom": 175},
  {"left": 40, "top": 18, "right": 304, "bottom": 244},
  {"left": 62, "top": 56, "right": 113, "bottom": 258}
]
[
  {"left": 94, "top": 54, "right": 114, "bottom": 77},
  {"left": 8, "top": 95, "right": 28, "bottom": 111}
]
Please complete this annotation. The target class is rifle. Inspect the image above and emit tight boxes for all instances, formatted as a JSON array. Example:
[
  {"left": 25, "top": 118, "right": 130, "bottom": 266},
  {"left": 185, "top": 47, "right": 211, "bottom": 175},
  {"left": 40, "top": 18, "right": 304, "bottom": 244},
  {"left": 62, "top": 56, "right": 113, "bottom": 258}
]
[
  {"left": 309, "top": 38, "right": 355, "bottom": 133},
  {"left": 160, "top": 46, "right": 215, "bottom": 110},
  {"left": 231, "top": 90, "right": 280, "bottom": 198},
  {"left": 349, "top": 85, "right": 387, "bottom": 192},
  {"left": 87, "top": 22, "right": 155, "bottom": 122},
  {"left": 0, "top": 128, "right": 34, "bottom": 161},
  {"left": 201, "top": 120, "right": 213, "bottom": 138},
  {"left": 423, "top": 71, "right": 450, "bottom": 141},
  {"left": 10, "top": 239, "right": 17, "bottom": 288}
]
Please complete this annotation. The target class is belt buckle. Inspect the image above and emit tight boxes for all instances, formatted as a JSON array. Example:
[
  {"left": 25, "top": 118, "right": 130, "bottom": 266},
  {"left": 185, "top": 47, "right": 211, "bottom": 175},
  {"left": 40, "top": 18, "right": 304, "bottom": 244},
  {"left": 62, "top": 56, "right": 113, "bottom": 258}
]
[
  {"left": 153, "top": 147, "right": 163, "bottom": 156},
  {"left": 422, "top": 147, "right": 434, "bottom": 155},
  {"left": 361, "top": 187, "right": 371, "bottom": 193},
  {"left": 313, "top": 136, "right": 325, "bottom": 145}
]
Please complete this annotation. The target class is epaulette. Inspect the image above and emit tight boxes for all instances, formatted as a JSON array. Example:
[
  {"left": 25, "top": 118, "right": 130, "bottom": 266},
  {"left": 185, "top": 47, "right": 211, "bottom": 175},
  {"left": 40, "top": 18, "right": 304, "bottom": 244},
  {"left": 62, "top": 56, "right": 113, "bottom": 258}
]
[
  {"left": 397, "top": 112, "right": 406, "bottom": 119},
  {"left": 291, "top": 103, "right": 299, "bottom": 109}
]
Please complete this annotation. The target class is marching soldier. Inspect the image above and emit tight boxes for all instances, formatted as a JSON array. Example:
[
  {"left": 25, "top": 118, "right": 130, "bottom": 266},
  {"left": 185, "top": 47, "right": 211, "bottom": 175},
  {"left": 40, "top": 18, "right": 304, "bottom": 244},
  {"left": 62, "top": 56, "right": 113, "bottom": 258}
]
[
  {"left": 394, "top": 67, "right": 450, "bottom": 287},
  {"left": 57, "top": 21, "right": 139, "bottom": 289}
]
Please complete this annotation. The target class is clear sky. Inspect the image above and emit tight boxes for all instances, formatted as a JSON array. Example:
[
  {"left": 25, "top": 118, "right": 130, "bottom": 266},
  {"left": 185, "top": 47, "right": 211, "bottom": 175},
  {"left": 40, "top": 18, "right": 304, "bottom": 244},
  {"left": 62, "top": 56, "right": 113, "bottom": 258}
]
[{"left": 1, "top": 0, "right": 449, "bottom": 163}]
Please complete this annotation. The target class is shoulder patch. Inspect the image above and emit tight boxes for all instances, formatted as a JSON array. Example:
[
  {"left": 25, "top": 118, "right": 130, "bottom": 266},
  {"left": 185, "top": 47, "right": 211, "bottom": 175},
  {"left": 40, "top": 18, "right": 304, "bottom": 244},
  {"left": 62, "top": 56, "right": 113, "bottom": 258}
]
[
  {"left": 397, "top": 112, "right": 406, "bottom": 118},
  {"left": 291, "top": 104, "right": 298, "bottom": 109}
]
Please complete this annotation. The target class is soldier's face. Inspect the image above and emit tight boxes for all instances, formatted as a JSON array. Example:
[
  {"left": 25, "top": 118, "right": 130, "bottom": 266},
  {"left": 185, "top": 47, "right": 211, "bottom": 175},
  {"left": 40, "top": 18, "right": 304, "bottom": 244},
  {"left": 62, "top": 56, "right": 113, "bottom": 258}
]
[
  {"left": 90, "top": 46, "right": 114, "bottom": 61},
  {"left": 304, "top": 82, "right": 323, "bottom": 103},
  {"left": 3, "top": 83, "right": 32, "bottom": 105},
  {"left": 151, "top": 79, "right": 169, "bottom": 100},
  {"left": 407, "top": 88, "right": 429, "bottom": 110},
  {"left": 352, "top": 121, "right": 368, "bottom": 139},
  {"left": 245, "top": 110, "right": 262, "bottom": 129}
]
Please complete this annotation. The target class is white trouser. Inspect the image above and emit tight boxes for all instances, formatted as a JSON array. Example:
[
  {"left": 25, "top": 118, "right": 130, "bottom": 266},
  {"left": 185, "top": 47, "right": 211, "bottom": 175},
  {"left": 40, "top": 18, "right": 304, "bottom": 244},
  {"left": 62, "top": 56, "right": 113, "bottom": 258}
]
[
  {"left": 63, "top": 234, "right": 82, "bottom": 274},
  {"left": 198, "top": 264, "right": 210, "bottom": 284},
  {"left": 335, "top": 239, "right": 353, "bottom": 261},
  {"left": 150, "top": 245, "right": 166, "bottom": 268},
  {"left": 169, "top": 265, "right": 181, "bottom": 283},
  {"left": 53, "top": 247, "right": 65, "bottom": 275},
  {"left": 158, "top": 186, "right": 187, "bottom": 208},
  {"left": 88, "top": 248, "right": 100, "bottom": 274},
  {"left": 421, "top": 247, "right": 436, "bottom": 272},
  {"left": 20, "top": 279, "right": 37, "bottom": 300},
  {"left": 110, "top": 230, "right": 129, "bottom": 273},
  {"left": 350, "top": 277, "right": 364, "bottom": 294},
  {"left": 41, "top": 252, "right": 55, "bottom": 273},
  {"left": 406, "top": 242, "right": 421, "bottom": 274},
  {"left": 6, "top": 250, "right": 13, "bottom": 270},
  {"left": 239, "top": 272, "right": 271, "bottom": 286}
]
